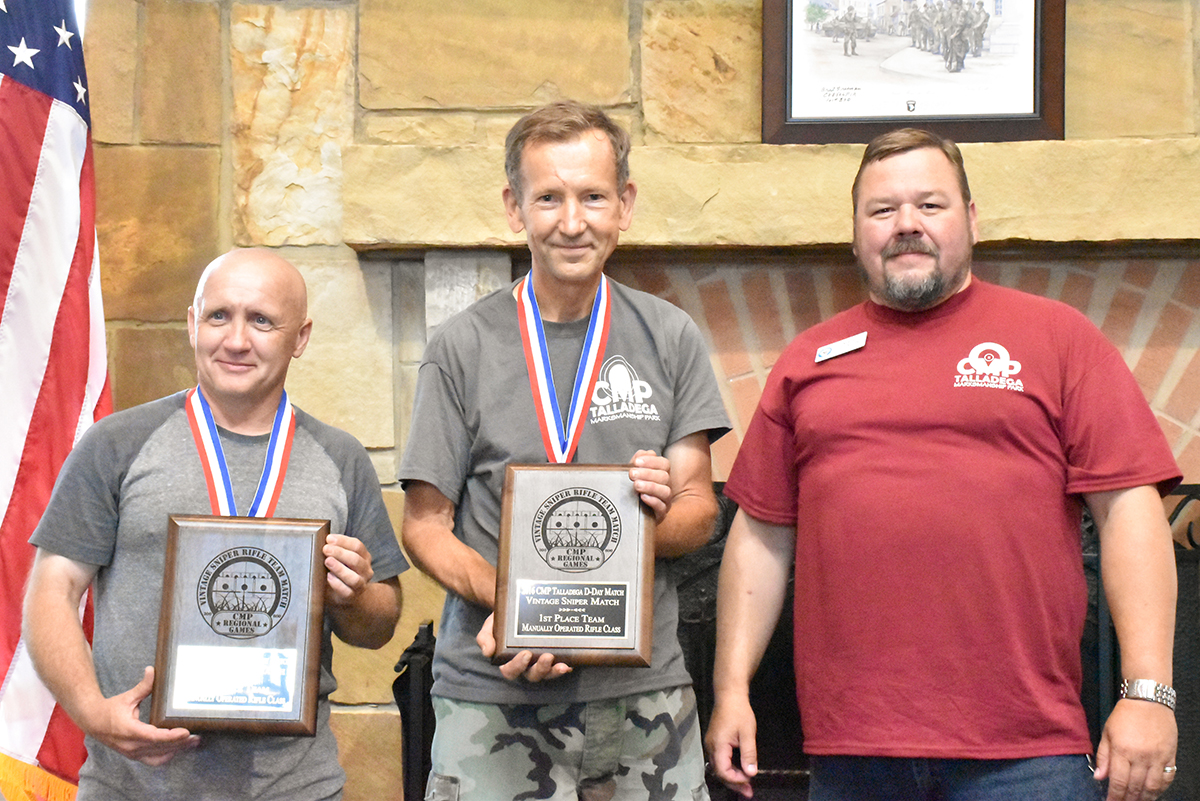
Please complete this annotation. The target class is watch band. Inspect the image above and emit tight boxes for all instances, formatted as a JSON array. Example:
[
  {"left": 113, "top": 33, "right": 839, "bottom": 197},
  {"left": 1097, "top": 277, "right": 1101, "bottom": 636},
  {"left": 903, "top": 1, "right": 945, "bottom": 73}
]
[{"left": 1120, "top": 678, "right": 1176, "bottom": 711}]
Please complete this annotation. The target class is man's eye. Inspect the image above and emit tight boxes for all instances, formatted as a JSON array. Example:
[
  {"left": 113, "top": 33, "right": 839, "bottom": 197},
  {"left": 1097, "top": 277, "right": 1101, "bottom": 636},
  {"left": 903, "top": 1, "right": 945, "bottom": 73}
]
[{"left": 254, "top": 316, "right": 272, "bottom": 327}]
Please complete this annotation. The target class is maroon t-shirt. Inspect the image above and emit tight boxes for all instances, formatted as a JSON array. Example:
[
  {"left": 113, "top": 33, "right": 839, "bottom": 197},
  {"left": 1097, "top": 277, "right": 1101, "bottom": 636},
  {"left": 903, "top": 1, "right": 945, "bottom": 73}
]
[{"left": 726, "top": 279, "right": 1180, "bottom": 758}]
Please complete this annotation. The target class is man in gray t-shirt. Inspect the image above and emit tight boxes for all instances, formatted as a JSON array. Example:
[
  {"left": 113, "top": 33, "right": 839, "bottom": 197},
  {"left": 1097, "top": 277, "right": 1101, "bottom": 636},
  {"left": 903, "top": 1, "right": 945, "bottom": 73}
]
[
  {"left": 23, "top": 248, "right": 406, "bottom": 801},
  {"left": 400, "top": 101, "right": 729, "bottom": 800}
]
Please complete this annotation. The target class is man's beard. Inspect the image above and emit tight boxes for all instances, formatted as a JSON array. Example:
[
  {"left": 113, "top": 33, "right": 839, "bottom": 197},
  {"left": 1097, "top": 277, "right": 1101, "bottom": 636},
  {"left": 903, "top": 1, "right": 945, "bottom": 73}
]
[{"left": 866, "top": 238, "right": 969, "bottom": 312}]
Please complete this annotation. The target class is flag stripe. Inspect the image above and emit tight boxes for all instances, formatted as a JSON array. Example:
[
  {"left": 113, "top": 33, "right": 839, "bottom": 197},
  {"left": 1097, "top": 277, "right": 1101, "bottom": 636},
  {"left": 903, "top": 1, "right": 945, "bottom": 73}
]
[
  {"left": 0, "top": 76, "right": 53, "bottom": 353},
  {"left": 0, "top": 97, "right": 87, "bottom": 528},
  {"left": 0, "top": 637, "right": 59, "bottom": 762}
]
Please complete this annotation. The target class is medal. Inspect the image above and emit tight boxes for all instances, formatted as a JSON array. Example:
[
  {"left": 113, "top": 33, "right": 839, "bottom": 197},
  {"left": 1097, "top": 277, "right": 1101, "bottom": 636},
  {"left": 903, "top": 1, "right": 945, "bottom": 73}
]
[
  {"left": 516, "top": 273, "right": 611, "bottom": 463},
  {"left": 185, "top": 386, "right": 295, "bottom": 517}
]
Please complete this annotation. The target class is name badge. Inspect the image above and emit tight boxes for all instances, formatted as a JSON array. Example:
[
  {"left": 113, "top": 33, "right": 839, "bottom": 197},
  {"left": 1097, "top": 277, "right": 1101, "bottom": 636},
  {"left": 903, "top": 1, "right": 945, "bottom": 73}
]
[{"left": 815, "top": 331, "right": 867, "bottom": 363}]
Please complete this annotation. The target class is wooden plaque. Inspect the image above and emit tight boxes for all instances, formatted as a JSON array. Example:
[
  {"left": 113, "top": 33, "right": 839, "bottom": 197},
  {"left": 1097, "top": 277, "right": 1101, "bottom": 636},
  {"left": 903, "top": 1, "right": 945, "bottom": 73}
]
[
  {"left": 493, "top": 464, "right": 655, "bottom": 667},
  {"left": 151, "top": 515, "right": 328, "bottom": 735}
]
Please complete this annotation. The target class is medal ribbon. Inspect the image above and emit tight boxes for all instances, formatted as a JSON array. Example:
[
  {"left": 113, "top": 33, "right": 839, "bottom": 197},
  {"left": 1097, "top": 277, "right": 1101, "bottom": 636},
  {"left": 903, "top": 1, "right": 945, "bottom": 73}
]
[
  {"left": 516, "top": 273, "right": 611, "bottom": 463},
  {"left": 185, "top": 386, "right": 295, "bottom": 517}
]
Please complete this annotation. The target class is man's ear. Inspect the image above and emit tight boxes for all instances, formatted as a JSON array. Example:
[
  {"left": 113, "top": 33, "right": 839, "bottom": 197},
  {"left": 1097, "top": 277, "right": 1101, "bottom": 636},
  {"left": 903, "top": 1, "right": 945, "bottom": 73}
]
[
  {"left": 502, "top": 185, "right": 526, "bottom": 234},
  {"left": 292, "top": 318, "right": 313, "bottom": 359},
  {"left": 618, "top": 181, "right": 638, "bottom": 232},
  {"left": 187, "top": 306, "right": 197, "bottom": 348}
]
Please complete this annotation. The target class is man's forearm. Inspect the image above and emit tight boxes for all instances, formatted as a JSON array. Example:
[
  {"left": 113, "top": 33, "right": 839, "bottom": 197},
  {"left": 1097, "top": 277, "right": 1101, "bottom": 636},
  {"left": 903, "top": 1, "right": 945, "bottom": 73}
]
[
  {"left": 1090, "top": 485, "right": 1176, "bottom": 684},
  {"left": 329, "top": 577, "right": 402, "bottom": 649},
  {"left": 654, "top": 490, "right": 719, "bottom": 558},
  {"left": 712, "top": 511, "right": 795, "bottom": 697},
  {"left": 402, "top": 480, "right": 498, "bottom": 609},
  {"left": 646, "top": 432, "right": 719, "bottom": 558},
  {"left": 23, "top": 553, "right": 105, "bottom": 730}
]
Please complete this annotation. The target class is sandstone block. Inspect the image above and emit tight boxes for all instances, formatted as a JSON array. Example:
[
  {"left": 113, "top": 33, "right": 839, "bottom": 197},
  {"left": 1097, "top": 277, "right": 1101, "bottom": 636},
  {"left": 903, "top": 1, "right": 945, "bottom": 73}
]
[
  {"left": 364, "top": 114, "right": 481, "bottom": 146},
  {"left": 344, "top": 146, "right": 515, "bottom": 248},
  {"left": 95, "top": 145, "right": 220, "bottom": 321},
  {"left": 627, "top": 144, "right": 860, "bottom": 245},
  {"left": 964, "top": 138, "right": 1200, "bottom": 241},
  {"left": 358, "top": 0, "right": 631, "bottom": 110},
  {"left": 281, "top": 247, "right": 395, "bottom": 449},
  {"left": 328, "top": 706, "right": 404, "bottom": 801},
  {"left": 1066, "top": 0, "right": 1194, "bottom": 138},
  {"left": 344, "top": 139, "right": 1200, "bottom": 248},
  {"left": 141, "top": 0, "right": 222, "bottom": 144},
  {"left": 480, "top": 112, "right": 539, "bottom": 147},
  {"left": 107, "top": 325, "right": 195, "bottom": 411},
  {"left": 369, "top": 451, "right": 399, "bottom": 485},
  {"left": 642, "top": 0, "right": 761, "bottom": 143},
  {"left": 231, "top": 5, "right": 354, "bottom": 246},
  {"left": 82, "top": 0, "right": 137, "bottom": 144}
]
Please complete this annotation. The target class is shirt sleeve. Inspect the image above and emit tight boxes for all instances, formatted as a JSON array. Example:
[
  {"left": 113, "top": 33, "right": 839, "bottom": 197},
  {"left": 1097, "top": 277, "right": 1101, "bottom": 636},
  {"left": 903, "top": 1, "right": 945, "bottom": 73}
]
[
  {"left": 398, "top": 340, "right": 473, "bottom": 506},
  {"left": 343, "top": 440, "right": 409, "bottom": 582},
  {"left": 722, "top": 366, "right": 801, "bottom": 526},
  {"left": 667, "top": 316, "right": 732, "bottom": 446},
  {"left": 1061, "top": 334, "right": 1181, "bottom": 496}
]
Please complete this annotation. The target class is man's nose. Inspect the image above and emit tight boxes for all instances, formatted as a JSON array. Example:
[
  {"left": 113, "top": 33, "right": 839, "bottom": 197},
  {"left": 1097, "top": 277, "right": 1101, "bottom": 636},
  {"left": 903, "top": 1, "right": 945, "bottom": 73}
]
[
  {"left": 224, "top": 319, "right": 250, "bottom": 349},
  {"left": 559, "top": 198, "right": 586, "bottom": 235},
  {"left": 894, "top": 204, "right": 921, "bottom": 233}
]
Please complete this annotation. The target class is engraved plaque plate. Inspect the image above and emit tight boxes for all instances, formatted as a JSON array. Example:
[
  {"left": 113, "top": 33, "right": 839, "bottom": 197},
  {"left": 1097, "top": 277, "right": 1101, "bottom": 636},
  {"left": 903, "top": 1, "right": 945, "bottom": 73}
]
[{"left": 494, "top": 464, "right": 654, "bottom": 667}]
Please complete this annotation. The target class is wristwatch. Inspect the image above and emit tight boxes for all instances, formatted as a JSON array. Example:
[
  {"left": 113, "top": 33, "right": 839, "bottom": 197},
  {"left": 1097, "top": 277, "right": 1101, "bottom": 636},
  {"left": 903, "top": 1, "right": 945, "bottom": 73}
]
[{"left": 1120, "top": 679, "right": 1176, "bottom": 711}]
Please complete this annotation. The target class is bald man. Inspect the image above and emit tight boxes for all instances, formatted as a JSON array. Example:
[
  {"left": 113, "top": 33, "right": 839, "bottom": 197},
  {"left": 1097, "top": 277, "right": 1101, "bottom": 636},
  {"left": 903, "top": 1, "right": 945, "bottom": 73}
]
[{"left": 23, "top": 248, "right": 407, "bottom": 801}]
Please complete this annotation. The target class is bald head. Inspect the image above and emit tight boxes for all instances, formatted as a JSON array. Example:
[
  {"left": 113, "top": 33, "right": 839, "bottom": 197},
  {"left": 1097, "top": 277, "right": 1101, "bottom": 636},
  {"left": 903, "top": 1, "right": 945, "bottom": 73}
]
[{"left": 193, "top": 248, "right": 308, "bottom": 320}]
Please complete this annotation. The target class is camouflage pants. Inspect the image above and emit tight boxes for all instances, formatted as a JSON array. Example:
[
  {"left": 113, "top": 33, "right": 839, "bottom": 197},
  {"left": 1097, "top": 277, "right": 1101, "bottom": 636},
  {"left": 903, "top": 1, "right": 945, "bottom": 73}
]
[{"left": 426, "top": 687, "right": 709, "bottom": 801}]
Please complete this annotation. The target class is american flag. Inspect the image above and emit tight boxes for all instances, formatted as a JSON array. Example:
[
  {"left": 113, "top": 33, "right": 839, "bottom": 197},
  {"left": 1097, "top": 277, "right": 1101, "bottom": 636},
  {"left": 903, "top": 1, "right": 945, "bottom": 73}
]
[{"left": 0, "top": 0, "right": 109, "bottom": 797}]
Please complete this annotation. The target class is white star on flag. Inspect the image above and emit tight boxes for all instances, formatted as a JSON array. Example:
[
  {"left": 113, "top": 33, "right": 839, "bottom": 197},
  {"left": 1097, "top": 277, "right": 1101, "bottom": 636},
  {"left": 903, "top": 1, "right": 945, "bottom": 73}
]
[
  {"left": 54, "top": 20, "right": 73, "bottom": 48},
  {"left": 73, "top": 76, "right": 85, "bottom": 103},
  {"left": 8, "top": 36, "right": 38, "bottom": 68}
]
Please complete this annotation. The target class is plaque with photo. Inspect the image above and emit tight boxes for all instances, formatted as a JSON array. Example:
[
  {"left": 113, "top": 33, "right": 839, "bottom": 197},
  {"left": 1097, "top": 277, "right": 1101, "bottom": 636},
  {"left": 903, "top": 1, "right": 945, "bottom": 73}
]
[
  {"left": 493, "top": 464, "right": 655, "bottom": 667},
  {"left": 151, "top": 515, "right": 328, "bottom": 736}
]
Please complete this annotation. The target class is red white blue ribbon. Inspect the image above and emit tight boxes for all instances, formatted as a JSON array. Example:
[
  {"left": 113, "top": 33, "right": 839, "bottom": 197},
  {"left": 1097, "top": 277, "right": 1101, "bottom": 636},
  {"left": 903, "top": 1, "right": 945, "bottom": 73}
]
[
  {"left": 185, "top": 386, "right": 295, "bottom": 517},
  {"left": 516, "top": 273, "right": 611, "bottom": 463}
]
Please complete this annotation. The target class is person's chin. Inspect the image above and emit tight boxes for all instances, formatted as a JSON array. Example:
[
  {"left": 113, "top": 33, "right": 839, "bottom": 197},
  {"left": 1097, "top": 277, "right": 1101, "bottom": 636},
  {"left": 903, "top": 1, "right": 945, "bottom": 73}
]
[{"left": 549, "top": 258, "right": 602, "bottom": 281}]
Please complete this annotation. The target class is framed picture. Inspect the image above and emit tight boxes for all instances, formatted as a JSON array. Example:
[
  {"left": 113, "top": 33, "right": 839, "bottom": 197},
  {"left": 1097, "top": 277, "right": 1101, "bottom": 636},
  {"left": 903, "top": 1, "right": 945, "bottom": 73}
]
[
  {"left": 763, "top": 0, "right": 1064, "bottom": 143},
  {"left": 151, "top": 515, "right": 328, "bottom": 736},
  {"left": 493, "top": 464, "right": 655, "bottom": 667}
]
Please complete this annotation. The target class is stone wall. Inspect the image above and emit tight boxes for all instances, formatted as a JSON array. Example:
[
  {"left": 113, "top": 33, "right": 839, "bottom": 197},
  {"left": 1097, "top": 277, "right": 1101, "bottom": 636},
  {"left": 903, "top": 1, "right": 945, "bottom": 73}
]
[{"left": 81, "top": 1, "right": 1200, "bottom": 797}]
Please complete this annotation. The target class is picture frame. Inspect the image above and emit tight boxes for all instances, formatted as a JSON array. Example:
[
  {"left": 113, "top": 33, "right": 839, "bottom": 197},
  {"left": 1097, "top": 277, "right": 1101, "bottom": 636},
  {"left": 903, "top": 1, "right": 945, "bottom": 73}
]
[
  {"left": 493, "top": 464, "right": 655, "bottom": 667},
  {"left": 762, "top": 0, "right": 1064, "bottom": 144},
  {"left": 151, "top": 515, "right": 328, "bottom": 736}
]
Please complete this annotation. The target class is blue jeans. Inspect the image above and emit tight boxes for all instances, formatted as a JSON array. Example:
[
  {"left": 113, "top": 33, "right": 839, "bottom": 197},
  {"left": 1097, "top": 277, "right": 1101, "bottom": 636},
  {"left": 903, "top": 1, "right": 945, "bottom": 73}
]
[{"left": 809, "top": 755, "right": 1104, "bottom": 801}]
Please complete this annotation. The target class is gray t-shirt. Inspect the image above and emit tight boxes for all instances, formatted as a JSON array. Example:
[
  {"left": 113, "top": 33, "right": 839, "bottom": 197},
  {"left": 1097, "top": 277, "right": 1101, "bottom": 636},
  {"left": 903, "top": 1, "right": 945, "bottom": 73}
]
[
  {"left": 31, "top": 392, "right": 408, "bottom": 801},
  {"left": 399, "top": 278, "right": 729, "bottom": 705}
]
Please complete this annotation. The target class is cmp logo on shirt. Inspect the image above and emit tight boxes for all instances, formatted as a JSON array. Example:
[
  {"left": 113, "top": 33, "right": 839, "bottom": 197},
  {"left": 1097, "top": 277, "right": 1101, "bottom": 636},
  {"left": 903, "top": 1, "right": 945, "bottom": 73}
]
[
  {"left": 953, "top": 342, "right": 1025, "bottom": 392},
  {"left": 589, "top": 356, "right": 662, "bottom": 424}
]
